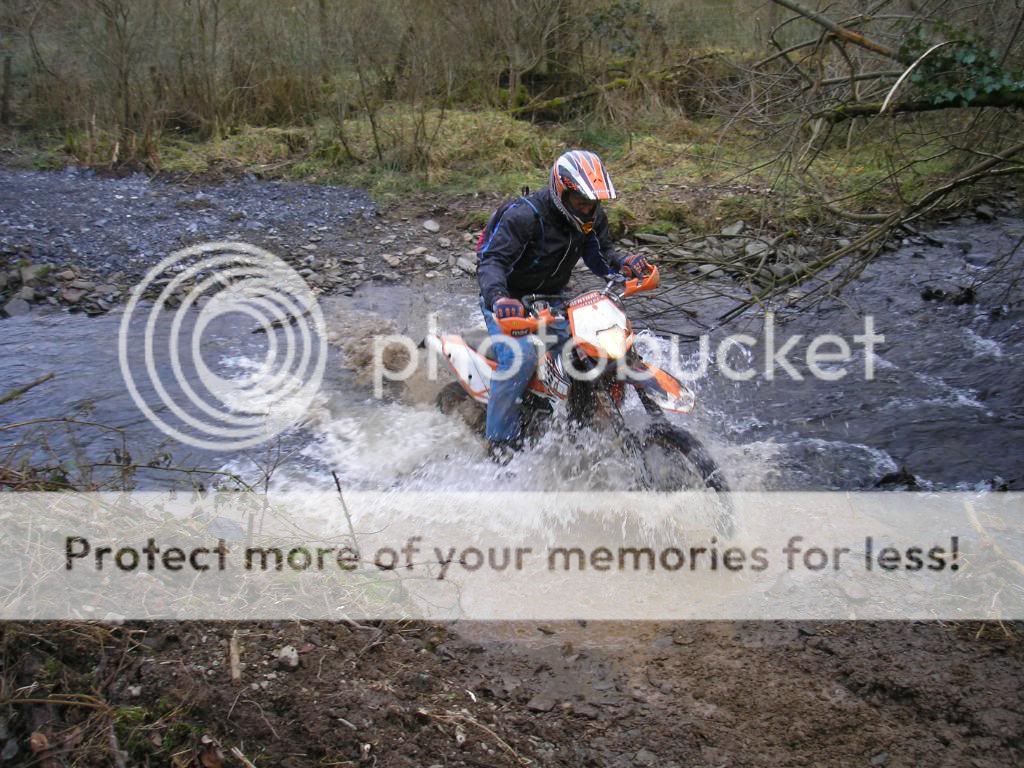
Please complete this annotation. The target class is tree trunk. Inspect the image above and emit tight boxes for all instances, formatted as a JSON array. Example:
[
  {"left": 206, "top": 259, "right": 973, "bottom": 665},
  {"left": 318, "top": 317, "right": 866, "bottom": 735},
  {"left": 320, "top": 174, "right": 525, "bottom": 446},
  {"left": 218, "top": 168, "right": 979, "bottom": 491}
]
[
  {"left": 1, "top": 53, "right": 12, "bottom": 126},
  {"left": 318, "top": 0, "right": 330, "bottom": 83}
]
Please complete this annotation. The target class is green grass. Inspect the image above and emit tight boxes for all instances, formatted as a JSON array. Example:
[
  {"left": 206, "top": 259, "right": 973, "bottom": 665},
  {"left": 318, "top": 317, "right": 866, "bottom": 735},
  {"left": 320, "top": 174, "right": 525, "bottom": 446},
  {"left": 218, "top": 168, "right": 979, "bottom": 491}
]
[{"left": 6, "top": 105, "right": 985, "bottom": 236}]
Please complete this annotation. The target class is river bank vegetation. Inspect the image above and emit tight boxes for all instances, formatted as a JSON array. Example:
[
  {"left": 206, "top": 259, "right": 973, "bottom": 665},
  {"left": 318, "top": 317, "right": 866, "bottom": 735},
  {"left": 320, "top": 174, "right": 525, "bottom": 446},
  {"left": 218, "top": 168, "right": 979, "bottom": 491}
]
[{"left": 1, "top": 0, "right": 1022, "bottom": 228}]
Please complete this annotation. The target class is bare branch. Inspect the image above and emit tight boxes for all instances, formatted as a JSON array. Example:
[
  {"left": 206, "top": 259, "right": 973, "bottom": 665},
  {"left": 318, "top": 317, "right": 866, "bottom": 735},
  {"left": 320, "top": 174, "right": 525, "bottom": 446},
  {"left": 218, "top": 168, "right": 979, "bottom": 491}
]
[{"left": 769, "top": 0, "right": 908, "bottom": 63}]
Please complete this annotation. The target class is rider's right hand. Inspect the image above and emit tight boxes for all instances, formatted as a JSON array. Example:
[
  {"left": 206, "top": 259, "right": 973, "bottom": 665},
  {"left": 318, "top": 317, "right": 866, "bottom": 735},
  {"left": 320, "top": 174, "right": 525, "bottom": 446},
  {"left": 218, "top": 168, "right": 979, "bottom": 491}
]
[{"left": 493, "top": 297, "right": 527, "bottom": 319}]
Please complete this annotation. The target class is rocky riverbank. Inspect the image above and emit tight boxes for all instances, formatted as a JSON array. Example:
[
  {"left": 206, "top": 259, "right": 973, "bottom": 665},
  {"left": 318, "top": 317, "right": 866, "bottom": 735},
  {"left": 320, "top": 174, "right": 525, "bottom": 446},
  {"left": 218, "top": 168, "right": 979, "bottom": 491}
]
[
  {"left": 2, "top": 166, "right": 1017, "bottom": 322},
  {"left": 0, "top": 167, "right": 484, "bottom": 319}
]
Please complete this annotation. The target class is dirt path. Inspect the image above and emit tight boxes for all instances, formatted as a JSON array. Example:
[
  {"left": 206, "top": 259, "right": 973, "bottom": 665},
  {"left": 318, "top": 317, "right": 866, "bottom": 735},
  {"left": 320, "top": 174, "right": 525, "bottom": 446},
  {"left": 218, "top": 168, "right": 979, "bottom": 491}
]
[{"left": 2, "top": 620, "right": 1021, "bottom": 767}]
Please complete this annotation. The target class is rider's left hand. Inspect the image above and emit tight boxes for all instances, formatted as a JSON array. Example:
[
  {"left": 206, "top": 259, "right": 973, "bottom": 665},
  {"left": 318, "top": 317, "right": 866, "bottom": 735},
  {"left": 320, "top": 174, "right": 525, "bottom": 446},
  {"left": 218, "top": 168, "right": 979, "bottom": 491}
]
[{"left": 620, "top": 254, "right": 651, "bottom": 279}]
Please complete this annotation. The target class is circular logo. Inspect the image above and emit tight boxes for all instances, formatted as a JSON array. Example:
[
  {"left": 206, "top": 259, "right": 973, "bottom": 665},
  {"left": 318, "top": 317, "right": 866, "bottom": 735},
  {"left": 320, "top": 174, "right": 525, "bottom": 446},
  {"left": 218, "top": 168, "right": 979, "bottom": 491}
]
[{"left": 118, "top": 242, "right": 327, "bottom": 451}]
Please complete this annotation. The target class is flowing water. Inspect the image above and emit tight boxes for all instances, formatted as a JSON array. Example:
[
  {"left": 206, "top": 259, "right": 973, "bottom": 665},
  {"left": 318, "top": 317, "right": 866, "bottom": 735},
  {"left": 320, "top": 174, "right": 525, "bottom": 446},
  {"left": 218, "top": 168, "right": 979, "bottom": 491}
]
[{"left": 1, "top": 213, "right": 1022, "bottom": 500}]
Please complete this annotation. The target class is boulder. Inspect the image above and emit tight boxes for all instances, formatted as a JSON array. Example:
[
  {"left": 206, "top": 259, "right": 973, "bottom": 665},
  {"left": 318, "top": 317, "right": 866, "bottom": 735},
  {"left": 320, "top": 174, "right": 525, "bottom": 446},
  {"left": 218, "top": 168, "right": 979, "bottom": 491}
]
[
  {"left": 635, "top": 232, "right": 670, "bottom": 245},
  {"left": 406, "top": 246, "right": 428, "bottom": 256},
  {"left": 438, "top": 237, "right": 452, "bottom": 248},
  {"left": 975, "top": 204, "right": 996, "bottom": 221},
  {"left": 68, "top": 279, "right": 96, "bottom": 291},
  {"left": 456, "top": 256, "right": 477, "bottom": 274},
  {"left": 424, "top": 255, "right": 442, "bottom": 265},
  {"left": 422, "top": 219, "right": 441, "bottom": 233},
  {"left": 16, "top": 286, "right": 35, "bottom": 302},
  {"left": 57, "top": 270, "right": 77, "bottom": 281},
  {"left": 381, "top": 253, "right": 402, "bottom": 268}
]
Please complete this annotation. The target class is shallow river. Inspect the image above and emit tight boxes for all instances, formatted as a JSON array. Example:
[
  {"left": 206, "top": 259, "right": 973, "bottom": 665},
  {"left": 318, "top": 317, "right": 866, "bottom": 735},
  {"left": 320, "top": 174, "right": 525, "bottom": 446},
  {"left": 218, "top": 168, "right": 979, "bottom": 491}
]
[{"left": 1, "top": 203, "right": 1022, "bottom": 496}]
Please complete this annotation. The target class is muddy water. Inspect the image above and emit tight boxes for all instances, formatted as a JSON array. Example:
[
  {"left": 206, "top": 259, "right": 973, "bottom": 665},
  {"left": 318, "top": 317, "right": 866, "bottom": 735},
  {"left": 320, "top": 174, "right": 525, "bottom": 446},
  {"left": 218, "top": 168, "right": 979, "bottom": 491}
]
[{"left": 1, "top": 217, "right": 1022, "bottom": 494}]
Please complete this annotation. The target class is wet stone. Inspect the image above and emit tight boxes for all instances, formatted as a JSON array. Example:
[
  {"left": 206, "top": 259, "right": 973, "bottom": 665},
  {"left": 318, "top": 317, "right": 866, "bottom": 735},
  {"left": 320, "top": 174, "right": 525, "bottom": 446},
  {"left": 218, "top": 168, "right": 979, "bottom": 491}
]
[
  {"left": 3, "top": 298, "right": 30, "bottom": 317},
  {"left": 20, "top": 264, "right": 45, "bottom": 284}
]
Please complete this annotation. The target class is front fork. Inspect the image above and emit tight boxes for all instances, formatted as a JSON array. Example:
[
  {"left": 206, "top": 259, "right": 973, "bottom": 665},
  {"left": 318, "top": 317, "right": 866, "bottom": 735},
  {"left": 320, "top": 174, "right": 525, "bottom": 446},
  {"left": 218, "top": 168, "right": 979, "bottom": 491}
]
[{"left": 565, "top": 350, "right": 665, "bottom": 429}]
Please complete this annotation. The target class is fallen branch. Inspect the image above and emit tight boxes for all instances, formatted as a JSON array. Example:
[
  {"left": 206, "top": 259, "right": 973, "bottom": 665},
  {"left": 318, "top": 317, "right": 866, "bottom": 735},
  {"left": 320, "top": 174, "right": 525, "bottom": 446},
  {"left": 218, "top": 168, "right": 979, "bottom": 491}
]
[
  {"left": 816, "top": 92, "right": 1024, "bottom": 123},
  {"left": 512, "top": 55, "right": 724, "bottom": 116},
  {"left": 769, "top": 0, "right": 906, "bottom": 63},
  {"left": 719, "top": 139, "right": 1024, "bottom": 322},
  {"left": 511, "top": 77, "right": 632, "bottom": 116}
]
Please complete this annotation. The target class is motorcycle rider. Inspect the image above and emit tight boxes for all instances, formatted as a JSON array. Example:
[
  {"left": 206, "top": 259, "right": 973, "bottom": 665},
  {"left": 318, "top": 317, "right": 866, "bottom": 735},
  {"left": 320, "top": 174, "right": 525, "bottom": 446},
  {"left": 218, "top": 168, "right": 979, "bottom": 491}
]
[{"left": 477, "top": 149, "right": 650, "bottom": 455}]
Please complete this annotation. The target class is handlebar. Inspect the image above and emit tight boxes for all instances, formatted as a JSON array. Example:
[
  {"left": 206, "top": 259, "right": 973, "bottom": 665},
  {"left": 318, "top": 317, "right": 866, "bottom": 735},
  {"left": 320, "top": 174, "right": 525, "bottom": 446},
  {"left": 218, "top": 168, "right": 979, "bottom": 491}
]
[
  {"left": 497, "top": 265, "right": 660, "bottom": 335},
  {"left": 496, "top": 307, "right": 560, "bottom": 336},
  {"left": 622, "top": 264, "right": 660, "bottom": 297}
]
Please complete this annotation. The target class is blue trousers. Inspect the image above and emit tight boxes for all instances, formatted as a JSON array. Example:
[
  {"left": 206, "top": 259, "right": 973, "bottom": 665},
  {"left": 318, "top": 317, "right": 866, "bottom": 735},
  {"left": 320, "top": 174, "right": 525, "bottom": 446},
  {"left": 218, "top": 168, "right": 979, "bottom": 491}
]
[{"left": 480, "top": 297, "right": 569, "bottom": 442}]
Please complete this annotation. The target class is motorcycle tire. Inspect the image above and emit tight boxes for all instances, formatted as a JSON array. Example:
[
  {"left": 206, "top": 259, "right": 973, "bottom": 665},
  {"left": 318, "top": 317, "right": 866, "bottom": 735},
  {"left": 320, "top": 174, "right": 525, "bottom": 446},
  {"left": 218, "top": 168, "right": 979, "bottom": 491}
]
[{"left": 639, "top": 422, "right": 734, "bottom": 536}]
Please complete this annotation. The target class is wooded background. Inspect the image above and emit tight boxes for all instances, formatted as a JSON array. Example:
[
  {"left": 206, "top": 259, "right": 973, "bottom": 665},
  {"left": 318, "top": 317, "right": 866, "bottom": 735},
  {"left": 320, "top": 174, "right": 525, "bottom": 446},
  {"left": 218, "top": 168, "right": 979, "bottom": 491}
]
[{"left": 1, "top": 0, "right": 1023, "bottom": 242}]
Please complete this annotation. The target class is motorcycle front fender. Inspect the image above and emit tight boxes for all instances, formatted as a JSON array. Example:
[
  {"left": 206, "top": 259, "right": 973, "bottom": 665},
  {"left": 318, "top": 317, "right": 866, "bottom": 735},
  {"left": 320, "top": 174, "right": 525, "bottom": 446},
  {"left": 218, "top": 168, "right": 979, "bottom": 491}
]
[{"left": 628, "top": 362, "right": 696, "bottom": 414}]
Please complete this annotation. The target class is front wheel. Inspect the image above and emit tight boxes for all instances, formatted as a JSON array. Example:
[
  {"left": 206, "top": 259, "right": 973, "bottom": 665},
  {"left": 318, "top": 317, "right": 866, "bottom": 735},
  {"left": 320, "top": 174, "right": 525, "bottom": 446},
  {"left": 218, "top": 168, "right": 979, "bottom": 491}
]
[{"left": 637, "top": 423, "right": 733, "bottom": 535}]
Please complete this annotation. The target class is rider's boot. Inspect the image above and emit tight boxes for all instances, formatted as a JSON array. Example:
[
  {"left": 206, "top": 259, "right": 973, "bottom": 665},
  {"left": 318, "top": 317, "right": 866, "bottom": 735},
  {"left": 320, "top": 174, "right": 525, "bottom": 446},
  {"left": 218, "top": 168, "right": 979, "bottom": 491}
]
[{"left": 487, "top": 437, "right": 522, "bottom": 465}]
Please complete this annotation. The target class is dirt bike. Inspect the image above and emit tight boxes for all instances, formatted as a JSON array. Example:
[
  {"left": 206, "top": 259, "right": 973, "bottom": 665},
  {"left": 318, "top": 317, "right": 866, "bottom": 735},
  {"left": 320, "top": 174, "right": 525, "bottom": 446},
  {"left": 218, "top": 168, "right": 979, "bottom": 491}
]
[{"left": 425, "top": 265, "right": 730, "bottom": 509}]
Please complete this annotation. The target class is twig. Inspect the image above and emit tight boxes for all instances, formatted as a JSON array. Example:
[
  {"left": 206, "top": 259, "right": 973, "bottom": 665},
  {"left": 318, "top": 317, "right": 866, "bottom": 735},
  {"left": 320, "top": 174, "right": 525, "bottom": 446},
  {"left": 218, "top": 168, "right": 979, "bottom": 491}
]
[
  {"left": 879, "top": 41, "right": 962, "bottom": 114},
  {"left": 231, "top": 746, "right": 258, "bottom": 768},
  {"left": 229, "top": 630, "right": 243, "bottom": 683},
  {"left": 0, "top": 372, "right": 55, "bottom": 406},
  {"left": 331, "top": 470, "right": 360, "bottom": 552}
]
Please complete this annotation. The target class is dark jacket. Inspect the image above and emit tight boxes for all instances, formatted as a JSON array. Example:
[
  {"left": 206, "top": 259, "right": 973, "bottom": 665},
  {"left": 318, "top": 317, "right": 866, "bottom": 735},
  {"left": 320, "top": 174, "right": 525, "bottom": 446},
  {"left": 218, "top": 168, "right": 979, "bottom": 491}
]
[{"left": 477, "top": 188, "right": 623, "bottom": 310}]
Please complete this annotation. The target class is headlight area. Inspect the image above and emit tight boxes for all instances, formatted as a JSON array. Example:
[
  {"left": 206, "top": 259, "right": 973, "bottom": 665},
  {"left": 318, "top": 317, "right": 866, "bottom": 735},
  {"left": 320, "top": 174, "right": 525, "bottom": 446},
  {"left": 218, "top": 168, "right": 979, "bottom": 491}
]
[{"left": 595, "top": 325, "right": 629, "bottom": 359}]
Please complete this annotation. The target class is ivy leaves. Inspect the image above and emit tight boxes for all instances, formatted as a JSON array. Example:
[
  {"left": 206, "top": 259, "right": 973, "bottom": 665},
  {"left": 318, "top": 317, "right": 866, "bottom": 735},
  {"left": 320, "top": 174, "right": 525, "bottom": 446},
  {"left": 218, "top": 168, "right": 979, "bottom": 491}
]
[{"left": 900, "top": 27, "right": 1024, "bottom": 107}]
